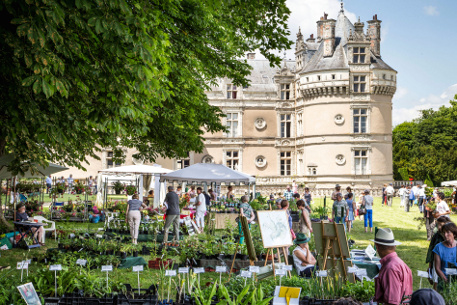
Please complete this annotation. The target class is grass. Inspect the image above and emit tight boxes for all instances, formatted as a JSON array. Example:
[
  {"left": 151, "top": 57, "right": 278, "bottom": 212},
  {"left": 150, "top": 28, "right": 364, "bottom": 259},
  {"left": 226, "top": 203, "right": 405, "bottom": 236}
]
[{"left": 0, "top": 196, "right": 455, "bottom": 292}]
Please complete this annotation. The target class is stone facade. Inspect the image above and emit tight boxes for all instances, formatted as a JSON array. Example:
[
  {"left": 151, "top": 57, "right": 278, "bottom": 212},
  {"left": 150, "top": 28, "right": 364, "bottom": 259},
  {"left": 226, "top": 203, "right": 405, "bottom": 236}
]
[{"left": 60, "top": 8, "right": 395, "bottom": 196}]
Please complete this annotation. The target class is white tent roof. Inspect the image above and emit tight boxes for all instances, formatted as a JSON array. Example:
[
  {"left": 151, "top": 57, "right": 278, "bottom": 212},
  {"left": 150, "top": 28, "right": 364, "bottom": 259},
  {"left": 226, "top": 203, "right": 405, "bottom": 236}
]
[
  {"left": 161, "top": 163, "right": 256, "bottom": 184},
  {"left": 0, "top": 154, "right": 68, "bottom": 179},
  {"left": 98, "top": 164, "right": 172, "bottom": 175},
  {"left": 441, "top": 180, "right": 457, "bottom": 186}
]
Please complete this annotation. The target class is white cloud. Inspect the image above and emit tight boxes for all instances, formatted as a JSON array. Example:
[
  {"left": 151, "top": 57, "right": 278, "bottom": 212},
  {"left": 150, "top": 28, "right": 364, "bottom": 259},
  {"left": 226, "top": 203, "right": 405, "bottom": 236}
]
[
  {"left": 393, "top": 84, "right": 457, "bottom": 126},
  {"left": 423, "top": 5, "right": 439, "bottom": 16}
]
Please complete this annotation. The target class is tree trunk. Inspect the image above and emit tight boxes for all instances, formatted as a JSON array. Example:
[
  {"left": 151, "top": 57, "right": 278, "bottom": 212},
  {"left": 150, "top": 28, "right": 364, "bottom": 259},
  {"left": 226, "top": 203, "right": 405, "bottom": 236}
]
[{"left": 0, "top": 179, "right": 13, "bottom": 230}]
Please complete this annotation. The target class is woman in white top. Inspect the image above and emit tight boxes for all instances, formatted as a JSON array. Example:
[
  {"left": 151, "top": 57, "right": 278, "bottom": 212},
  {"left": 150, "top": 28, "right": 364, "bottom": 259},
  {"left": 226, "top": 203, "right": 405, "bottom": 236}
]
[
  {"left": 435, "top": 192, "right": 450, "bottom": 219},
  {"left": 292, "top": 233, "right": 316, "bottom": 278}
]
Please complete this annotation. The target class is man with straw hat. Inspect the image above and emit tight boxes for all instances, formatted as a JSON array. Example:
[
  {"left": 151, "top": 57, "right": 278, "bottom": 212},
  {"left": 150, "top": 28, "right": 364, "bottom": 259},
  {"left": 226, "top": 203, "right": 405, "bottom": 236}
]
[{"left": 371, "top": 228, "right": 413, "bottom": 305}]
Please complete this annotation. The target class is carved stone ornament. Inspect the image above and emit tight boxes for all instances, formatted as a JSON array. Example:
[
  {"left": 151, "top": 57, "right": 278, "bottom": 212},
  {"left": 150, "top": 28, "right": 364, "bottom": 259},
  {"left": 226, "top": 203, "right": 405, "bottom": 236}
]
[
  {"left": 335, "top": 154, "right": 346, "bottom": 165},
  {"left": 334, "top": 114, "right": 345, "bottom": 125},
  {"left": 255, "top": 155, "right": 267, "bottom": 168},
  {"left": 254, "top": 118, "right": 267, "bottom": 130},
  {"left": 281, "top": 140, "right": 291, "bottom": 146}
]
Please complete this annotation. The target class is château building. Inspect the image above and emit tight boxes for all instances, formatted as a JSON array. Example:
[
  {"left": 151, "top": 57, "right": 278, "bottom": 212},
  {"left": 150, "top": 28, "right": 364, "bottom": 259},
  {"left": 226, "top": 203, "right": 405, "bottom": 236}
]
[{"left": 61, "top": 6, "right": 396, "bottom": 195}]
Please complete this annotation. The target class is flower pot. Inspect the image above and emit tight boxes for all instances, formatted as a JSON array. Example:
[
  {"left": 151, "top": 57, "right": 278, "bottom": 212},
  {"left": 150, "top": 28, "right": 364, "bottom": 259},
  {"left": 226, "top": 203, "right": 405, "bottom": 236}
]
[
  {"left": 133, "top": 251, "right": 138, "bottom": 257},
  {"left": 120, "top": 252, "right": 127, "bottom": 259}
]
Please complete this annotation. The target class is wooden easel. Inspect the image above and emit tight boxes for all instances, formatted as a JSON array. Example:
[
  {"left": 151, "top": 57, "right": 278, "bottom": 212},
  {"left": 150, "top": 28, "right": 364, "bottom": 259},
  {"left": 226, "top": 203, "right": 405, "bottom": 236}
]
[
  {"left": 263, "top": 246, "right": 291, "bottom": 277},
  {"left": 315, "top": 220, "right": 352, "bottom": 282},
  {"left": 228, "top": 216, "right": 257, "bottom": 280}
]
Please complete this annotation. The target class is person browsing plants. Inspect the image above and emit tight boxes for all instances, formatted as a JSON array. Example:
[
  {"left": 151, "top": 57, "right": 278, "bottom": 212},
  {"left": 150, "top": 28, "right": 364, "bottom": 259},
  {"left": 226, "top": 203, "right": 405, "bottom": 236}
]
[
  {"left": 195, "top": 187, "right": 207, "bottom": 232},
  {"left": 332, "top": 193, "right": 348, "bottom": 229},
  {"left": 125, "top": 194, "right": 147, "bottom": 245},
  {"left": 433, "top": 222, "right": 457, "bottom": 291},
  {"left": 162, "top": 186, "right": 180, "bottom": 244},
  {"left": 361, "top": 189, "right": 374, "bottom": 233},
  {"left": 237, "top": 195, "right": 255, "bottom": 244}
]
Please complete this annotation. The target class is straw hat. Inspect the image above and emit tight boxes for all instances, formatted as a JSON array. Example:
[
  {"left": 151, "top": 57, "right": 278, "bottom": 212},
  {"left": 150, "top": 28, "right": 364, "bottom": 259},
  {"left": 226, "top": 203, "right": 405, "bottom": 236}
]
[{"left": 370, "top": 228, "right": 402, "bottom": 246}]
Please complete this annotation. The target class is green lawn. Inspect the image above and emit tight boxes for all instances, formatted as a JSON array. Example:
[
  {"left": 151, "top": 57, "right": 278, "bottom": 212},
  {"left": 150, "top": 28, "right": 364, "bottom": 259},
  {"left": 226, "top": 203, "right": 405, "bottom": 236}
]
[{"left": 1, "top": 196, "right": 454, "bottom": 292}]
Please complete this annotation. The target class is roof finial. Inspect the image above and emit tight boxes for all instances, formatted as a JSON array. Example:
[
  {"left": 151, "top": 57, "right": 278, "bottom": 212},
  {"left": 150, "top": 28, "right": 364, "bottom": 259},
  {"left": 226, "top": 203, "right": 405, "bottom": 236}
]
[{"left": 340, "top": 0, "right": 344, "bottom": 13}]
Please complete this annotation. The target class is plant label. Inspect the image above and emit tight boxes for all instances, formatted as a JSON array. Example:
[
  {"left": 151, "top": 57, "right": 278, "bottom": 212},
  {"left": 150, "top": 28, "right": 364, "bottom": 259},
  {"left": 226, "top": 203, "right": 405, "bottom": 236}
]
[
  {"left": 445, "top": 268, "right": 457, "bottom": 275},
  {"left": 98, "top": 228, "right": 104, "bottom": 231},
  {"left": 17, "top": 262, "right": 28, "bottom": 270},
  {"left": 165, "top": 270, "right": 177, "bottom": 276},
  {"left": 249, "top": 266, "right": 260, "bottom": 273},
  {"left": 241, "top": 270, "right": 252, "bottom": 278},
  {"left": 356, "top": 269, "right": 367, "bottom": 277},
  {"left": 101, "top": 265, "right": 113, "bottom": 272},
  {"left": 417, "top": 270, "right": 429, "bottom": 278},
  {"left": 76, "top": 259, "right": 87, "bottom": 266},
  {"left": 193, "top": 267, "right": 205, "bottom": 274},
  {"left": 316, "top": 270, "right": 328, "bottom": 277},
  {"left": 96, "top": 234, "right": 103, "bottom": 238},
  {"left": 347, "top": 266, "right": 358, "bottom": 273},
  {"left": 216, "top": 266, "right": 227, "bottom": 273},
  {"left": 178, "top": 267, "right": 189, "bottom": 274},
  {"left": 275, "top": 269, "right": 286, "bottom": 276},
  {"left": 50, "top": 265, "right": 62, "bottom": 271},
  {"left": 133, "top": 265, "right": 143, "bottom": 272},
  {"left": 25, "top": 259, "right": 31, "bottom": 264},
  {"left": 282, "top": 265, "right": 293, "bottom": 271}
]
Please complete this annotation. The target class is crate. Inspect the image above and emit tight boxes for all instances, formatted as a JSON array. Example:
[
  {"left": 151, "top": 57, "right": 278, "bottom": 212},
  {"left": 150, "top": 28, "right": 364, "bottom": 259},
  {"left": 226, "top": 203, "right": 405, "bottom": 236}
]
[{"left": 148, "top": 258, "right": 173, "bottom": 269}]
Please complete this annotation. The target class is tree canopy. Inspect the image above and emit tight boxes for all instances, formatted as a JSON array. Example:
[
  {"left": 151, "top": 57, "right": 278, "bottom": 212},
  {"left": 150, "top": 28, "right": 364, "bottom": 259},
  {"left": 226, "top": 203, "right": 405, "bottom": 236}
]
[
  {"left": 393, "top": 95, "right": 457, "bottom": 184},
  {"left": 0, "top": 0, "right": 292, "bottom": 174}
]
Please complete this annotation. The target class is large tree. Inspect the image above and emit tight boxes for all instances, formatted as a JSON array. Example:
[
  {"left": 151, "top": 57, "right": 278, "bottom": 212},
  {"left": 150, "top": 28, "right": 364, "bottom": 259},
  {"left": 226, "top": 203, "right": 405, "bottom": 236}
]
[
  {"left": 392, "top": 96, "right": 457, "bottom": 184},
  {"left": 0, "top": 0, "right": 292, "bottom": 174}
]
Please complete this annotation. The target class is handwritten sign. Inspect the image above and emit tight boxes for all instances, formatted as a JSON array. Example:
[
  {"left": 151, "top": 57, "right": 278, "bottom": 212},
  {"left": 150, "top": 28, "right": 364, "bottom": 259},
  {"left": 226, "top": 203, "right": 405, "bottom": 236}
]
[
  {"left": 50, "top": 265, "right": 62, "bottom": 271},
  {"left": 76, "top": 259, "right": 87, "bottom": 266},
  {"left": 165, "top": 270, "right": 177, "bottom": 276},
  {"left": 193, "top": 267, "right": 205, "bottom": 274},
  {"left": 249, "top": 266, "right": 260, "bottom": 273},
  {"left": 241, "top": 270, "right": 252, "bottom": 278},
  {"left": 101, "top": 265, "right": 113, "bottom": 272},
  {"left": 133, "top": 265, "right": 144, "bottom": 272},
  {"left": 216, "top": 266, "right": 227, "bottom": 273},
  {"left": 316, "top": 270, "right": 328, "bottom": 277},
  {"left": 276, "top": 269, "right": 286, "bottom": 276},
  {"left": 417, "top": 270, "right": 429, "bottom": 278},
  {"left": 178, "top": 267, "right": 189, "bottom": 274}
]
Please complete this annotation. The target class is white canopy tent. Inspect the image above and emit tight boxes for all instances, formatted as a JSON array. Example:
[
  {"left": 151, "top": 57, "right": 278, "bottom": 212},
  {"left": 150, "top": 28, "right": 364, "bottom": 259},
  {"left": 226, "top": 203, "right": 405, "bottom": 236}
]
[
  {"left": 160, "top": 163, "right": 256, "bottom": 197},
  {"left": 97, "top": 164, "right": 172, "bottom": 207},
  {"left": 441, "top": 180, "right": 457, "bottom": 187}
]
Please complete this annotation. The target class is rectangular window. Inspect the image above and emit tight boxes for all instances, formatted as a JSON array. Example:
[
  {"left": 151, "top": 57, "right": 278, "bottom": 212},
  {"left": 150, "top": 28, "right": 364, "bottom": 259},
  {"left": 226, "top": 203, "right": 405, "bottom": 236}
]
[
  {"left": 307, "top": 166, "right": 317, "bottom": 175},
  {"left": 280, "top": 114, "right": 291, "bottom": 138},
  {"left": 106, "top": 151, "right": 122, "bottom": 169},
  {"left": 226, "top": 113, "right": 238, "bottom": 137},
  {"left": 354, "top": 149, "right": 368, "bottom": 175},
  {"left": 353, "top": 108, "right": 367, "bottom": 133},
  {"left": 226, "top": 150, "right": 239, "bottom": 170},
  {"left": 226, "top": 84, "right": 237, "bottom": 99},
  {"left": 352, "top": 47, "right": 366, "bottom": 64},
  {"left": 280, "top": 151, "right": 291, "bottom": 176},
  {"left": 353, "top": 75, "right": 366, "bottom": 93},
  {"left": 297, "top": 113, "right": 303, "bottom": 136},
  {"left": 332, "top": 74, "right": 336, "bottom": 80},
  {"left": 280, "top": 84, "right": 290, "bottom": 100}
]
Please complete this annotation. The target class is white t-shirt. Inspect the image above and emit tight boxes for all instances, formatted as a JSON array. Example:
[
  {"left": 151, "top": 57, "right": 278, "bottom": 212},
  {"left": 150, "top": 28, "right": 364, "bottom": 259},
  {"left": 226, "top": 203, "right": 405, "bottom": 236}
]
[
  {"left": 385, "top": 186, "right": 394, "bottom": 196},
  {"left": 398, "top": 188, "right": 405, "bottom": 197},
  {"left": 293, "top": 247, "right": 314, "bottom": 273},
  {"left": 196, "top": 193, "right": 206, "bottom": 213},
  {"left": 417, "top": 188, "right": 425, "bottom": 198},
  {"left": 436, "top": 200, "right": 450, "bottom": 216}
]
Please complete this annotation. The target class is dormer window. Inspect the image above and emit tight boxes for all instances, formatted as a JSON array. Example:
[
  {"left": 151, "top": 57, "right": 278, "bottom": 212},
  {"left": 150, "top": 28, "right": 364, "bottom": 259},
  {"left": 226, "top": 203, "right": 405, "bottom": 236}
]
[
  {"left": 352, "top": 47, "right": 366, "bottom": 64},
  {"left": 281, "top": 84, "right": 290, "bottom": 100},
  {"left": 227, "top": 84, "right": 237, "bottom": 99}
]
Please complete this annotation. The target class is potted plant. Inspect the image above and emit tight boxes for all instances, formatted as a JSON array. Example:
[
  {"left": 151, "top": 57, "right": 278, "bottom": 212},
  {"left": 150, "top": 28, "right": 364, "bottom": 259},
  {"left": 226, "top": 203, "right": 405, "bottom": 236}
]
[
  {"left": 113, "top": 181, "right": 124, "bottom": 195},
  {"left": 125, "top": 185, "right": 136, "bottom": 196}
]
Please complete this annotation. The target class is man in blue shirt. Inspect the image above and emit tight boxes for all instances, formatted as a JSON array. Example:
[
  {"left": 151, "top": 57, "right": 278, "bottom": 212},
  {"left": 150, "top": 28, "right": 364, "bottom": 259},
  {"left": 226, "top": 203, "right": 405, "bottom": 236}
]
[
  {"left": 45, "top": 175, "right": 52, "bottom": 194},
  {"left": 284, "top": 186, "right": 293, "bottom": 201}
]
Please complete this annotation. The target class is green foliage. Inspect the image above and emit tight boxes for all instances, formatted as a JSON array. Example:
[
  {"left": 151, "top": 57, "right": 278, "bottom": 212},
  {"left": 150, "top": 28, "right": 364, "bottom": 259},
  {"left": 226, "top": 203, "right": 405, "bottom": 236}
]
[
  {"left": 0, "top": 0, "right": 292, "bottom": 174},
  {"left": 393, "top": 97, "right": 457, "bottom": 185}
]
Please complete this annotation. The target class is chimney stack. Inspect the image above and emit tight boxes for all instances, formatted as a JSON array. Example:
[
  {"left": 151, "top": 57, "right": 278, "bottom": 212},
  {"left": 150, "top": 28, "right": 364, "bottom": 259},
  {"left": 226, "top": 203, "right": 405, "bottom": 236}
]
[
  {"left": 316, "top": 12, "right": 327, "bottom": 42},
  {"left": 306, "top": 34, "right": 315, "bottom": 43},
  {"left": 367, "top": 15, "right": 381, "bottom": 57},
  {"left": 354, "top": 17, "right": 364, "bottom": 35},
  {"left": 322, "top": 18, "right": 336, "bottom": 57}
]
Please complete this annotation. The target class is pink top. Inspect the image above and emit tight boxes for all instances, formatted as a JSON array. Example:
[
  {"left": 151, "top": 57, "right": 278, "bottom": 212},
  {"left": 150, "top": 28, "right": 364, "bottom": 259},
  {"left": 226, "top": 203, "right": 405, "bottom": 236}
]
[{"left": 374, "top": 252, "right": 413, "bottom": 304}]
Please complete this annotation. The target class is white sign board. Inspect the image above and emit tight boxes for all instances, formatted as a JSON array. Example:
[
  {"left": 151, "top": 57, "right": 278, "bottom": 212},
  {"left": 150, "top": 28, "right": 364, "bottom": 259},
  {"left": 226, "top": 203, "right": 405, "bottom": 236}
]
[
  {"left": 249, "top": 266, "right": 260, "bottom": 273},
  {"left": 50, "top": 265, "right": 62, "bottom": 271},
  {"left": 241, "top": 270, "right": 252, "bottom": 278},
  {"left": 216, "top": 266, "right": 227, "bottom": 273},
  {"left": 257, "top": 211, "right": 293, "bottom": 248},
  {"left": 417, "top": 270, "right": 429, "bottom": 278},
  {"left": 445, "top": 268, "right": 457, "bottom": 276},
  {"left": 76, "top": 259, "right": 87, "bottom": 266},
  {"left": 282, "top": 265, "right": 293, "bottom": 271},
  {"left": 179, "top": 267, "right": 189, "bottom": 274},
  {"left": 316, "top": 270, "right": 328, "bottom": 277},
  {"left": 133, "top": 265, "right": 144, "bottom": 272},
  {"left": 275, "top": 269, "right": 286, "bottom": 276},
  {"left": 17, "top": 262, "right": 29, "bottom": 270},
  {"left": 101, "top": 265, "right": 113, "bottom": 272},
  {"left": 193, "top": 267, "right": 205, "bottom": 274},
  {"left": 165, "top": 270, "right": 177, "bottom": 276}
]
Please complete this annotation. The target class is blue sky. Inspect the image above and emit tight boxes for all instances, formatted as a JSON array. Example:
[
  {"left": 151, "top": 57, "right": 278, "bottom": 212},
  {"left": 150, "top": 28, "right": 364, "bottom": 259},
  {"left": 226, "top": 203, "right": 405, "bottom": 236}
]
[{"left": 283, "top": 0, "right": 457, "bottom": 125}]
